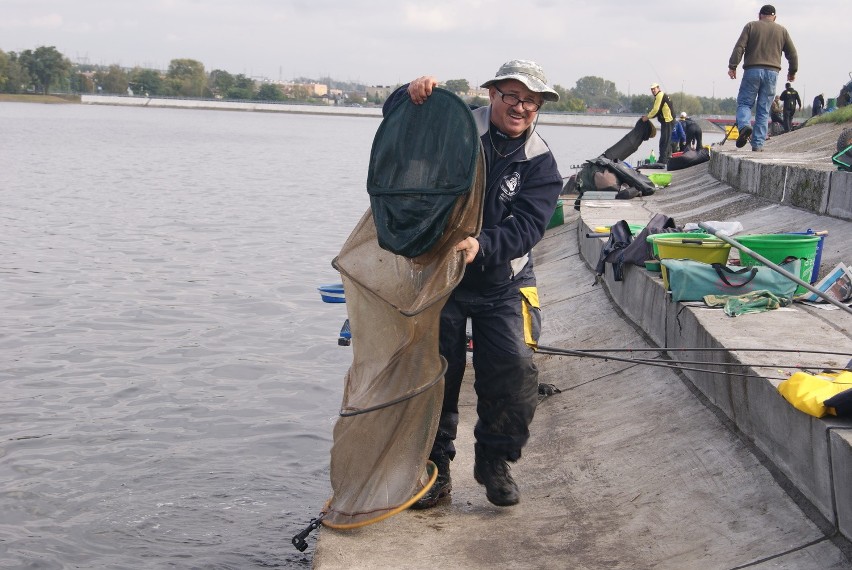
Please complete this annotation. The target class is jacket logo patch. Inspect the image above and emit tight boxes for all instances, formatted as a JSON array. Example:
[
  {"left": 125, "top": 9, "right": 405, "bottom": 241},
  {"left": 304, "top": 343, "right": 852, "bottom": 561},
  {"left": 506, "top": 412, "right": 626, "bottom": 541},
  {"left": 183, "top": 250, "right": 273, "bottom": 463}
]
[{"left": 499, "top": 172, "right": 521, "bottom": 203}]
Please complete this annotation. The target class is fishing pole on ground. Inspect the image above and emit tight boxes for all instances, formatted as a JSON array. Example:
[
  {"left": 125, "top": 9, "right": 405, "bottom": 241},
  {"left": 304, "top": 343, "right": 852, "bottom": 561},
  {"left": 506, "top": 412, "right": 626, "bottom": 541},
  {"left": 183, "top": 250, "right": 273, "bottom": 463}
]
[
  {"left": 561, "top": 347, "right": 850, "bottom": 356},
  {"left": 552, "top": 346, "right": 852, "bottom": 366},
  {"left": 536, "top": 345, "right": 852, "bottom": 382}
]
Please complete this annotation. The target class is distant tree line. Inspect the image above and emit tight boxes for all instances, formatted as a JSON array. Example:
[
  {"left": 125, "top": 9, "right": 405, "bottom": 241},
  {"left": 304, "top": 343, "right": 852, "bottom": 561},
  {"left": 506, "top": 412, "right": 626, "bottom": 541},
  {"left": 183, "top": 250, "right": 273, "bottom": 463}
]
[
  {"left": 554, "top": 75, "right": 738, "bottom": 116},
  {"left": 0, "top": 45, "right": 346, "bottom": 103},
  {"left": 441, "top": 75, "right": 737, "bottom": 116},
  {"left": 1, "top": 45, "right": 737, "bottom": 114}
]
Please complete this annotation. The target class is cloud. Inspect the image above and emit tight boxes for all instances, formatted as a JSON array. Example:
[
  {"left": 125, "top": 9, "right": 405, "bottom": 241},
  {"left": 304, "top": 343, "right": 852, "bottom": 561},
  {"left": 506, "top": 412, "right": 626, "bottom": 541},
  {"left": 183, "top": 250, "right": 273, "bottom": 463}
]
[
  {"left": 0, "top": 13, "right": 63, "bottom": 30},
  {"left": 403, "top": 5, "right": 460, "bottom": 32},
  {"left": 1, "top": 0, "right": 849, "bottom": 99}
]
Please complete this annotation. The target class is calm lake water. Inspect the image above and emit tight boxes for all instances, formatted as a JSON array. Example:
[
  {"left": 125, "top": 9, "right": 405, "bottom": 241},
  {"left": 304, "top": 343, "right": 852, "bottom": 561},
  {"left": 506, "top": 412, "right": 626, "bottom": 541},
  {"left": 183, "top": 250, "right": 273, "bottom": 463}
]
[{"left": 0, "top": 102, "right": 719, "bottom": 568}]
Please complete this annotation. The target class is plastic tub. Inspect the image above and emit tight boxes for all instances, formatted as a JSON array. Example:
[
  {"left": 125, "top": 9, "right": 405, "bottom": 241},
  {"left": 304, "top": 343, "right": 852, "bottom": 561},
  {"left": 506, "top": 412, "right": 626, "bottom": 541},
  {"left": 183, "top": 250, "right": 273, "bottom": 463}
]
[
  {"left": 646, "top": 232, "right": 713, "bottom": 257},
  {"left": 647, "top": 173, "right": 672, "bottom": 187},
  {"left": 655, "top": 237, "right": 731, "bottom": 289},
  {"left": 318, "top": 283, "right": 346, "bottom": 303},
  {"left": 735, "top": 234, "right": 821, "bottom": 294},
  {"left": 594, "top": 223, "right": 647, "bottom": 235}
]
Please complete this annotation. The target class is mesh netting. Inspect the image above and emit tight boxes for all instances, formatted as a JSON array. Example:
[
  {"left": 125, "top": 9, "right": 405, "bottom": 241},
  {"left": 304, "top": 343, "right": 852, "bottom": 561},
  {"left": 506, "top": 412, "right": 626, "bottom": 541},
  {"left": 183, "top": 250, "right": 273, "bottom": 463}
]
[
  {"left": 367, "top": 89, "right": 482, "bottom": 258},
  {"left": 323, "top": 88, "right": 484, "bottom": 527}
]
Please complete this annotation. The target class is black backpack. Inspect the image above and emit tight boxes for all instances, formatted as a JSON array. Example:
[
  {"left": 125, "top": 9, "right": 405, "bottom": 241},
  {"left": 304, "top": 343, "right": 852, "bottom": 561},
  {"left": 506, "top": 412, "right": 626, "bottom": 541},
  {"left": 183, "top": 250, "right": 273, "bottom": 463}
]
[
  {"left": 662, "top": 93, "right": 675, "bottom": 119},
  {"left": 594, "top": 214, "right": 677, "bottom": 282}
]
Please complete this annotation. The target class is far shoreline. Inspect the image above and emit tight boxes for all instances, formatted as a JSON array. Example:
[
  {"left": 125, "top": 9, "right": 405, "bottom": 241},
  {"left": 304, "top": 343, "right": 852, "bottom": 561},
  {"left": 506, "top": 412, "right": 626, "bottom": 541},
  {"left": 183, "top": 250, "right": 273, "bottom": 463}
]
[
  {"left": 0, "top": 93, "right": 80, "bottom": 104},
  {"left": 1, "top": 93, "right": 729, "bottom": 132}
]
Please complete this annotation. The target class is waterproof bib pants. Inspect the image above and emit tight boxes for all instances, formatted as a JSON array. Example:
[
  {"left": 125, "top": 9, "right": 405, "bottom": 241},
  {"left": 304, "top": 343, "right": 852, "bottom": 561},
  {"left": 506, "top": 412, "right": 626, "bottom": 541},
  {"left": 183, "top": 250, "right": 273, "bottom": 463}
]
[{"left": 432, "top": 273, "right": 540, "bottom": 463}]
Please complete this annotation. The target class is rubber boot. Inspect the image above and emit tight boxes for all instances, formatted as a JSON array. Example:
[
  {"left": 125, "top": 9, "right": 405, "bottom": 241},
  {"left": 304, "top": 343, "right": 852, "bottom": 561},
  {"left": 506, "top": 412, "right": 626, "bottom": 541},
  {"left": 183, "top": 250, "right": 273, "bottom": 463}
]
[
  {"left": 473, "top": 443, "right": 519, "bottom": 506},
  {"left": 410, "top": 453, "right": 451, "bottom": 509}
]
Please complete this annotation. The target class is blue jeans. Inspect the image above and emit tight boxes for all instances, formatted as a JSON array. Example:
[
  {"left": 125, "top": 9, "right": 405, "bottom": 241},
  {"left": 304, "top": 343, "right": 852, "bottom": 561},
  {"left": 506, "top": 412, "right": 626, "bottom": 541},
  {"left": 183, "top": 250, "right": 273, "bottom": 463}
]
[{"left": 736, "top": 67, "right": 778, "bottom": 149}]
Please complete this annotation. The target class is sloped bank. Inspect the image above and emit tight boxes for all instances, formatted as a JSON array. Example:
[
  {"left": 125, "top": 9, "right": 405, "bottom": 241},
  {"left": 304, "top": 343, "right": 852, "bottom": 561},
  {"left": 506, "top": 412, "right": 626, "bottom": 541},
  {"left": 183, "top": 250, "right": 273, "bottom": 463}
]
[
  {"left": 309, "top": 126, "right": 852, "bottom": 569},
  {"left": 312, "top": 205, "right": 851, "bottom": 569},
  {"left": 577, "top": 125, "right": 852, "bottom": 547}
]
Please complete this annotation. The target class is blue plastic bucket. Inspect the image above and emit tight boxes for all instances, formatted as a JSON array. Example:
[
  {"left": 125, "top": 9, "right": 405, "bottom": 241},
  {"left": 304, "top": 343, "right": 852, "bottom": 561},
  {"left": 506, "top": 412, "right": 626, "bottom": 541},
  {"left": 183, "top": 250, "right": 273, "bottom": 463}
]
[
  {"left": 318, "top": 283, "right": 346, "bottom": 303},
  {"left": 785, "top": 230, "right": 825, "bottom": 283}
]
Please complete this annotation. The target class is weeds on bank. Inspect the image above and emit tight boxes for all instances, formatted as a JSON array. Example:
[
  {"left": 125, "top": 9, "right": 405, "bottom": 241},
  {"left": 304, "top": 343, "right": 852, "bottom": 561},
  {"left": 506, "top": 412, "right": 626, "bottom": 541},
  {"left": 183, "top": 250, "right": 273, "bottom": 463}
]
[{"left": 808, "top": 105, "right": 852, "bottom": 125}]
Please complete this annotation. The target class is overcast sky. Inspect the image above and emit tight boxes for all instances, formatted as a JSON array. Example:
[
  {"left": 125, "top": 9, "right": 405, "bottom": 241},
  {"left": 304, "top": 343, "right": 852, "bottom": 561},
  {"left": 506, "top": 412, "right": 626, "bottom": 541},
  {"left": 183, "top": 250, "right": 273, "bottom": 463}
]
[{"left": 1, "top": 0, "right": 847, "bottom": 102}]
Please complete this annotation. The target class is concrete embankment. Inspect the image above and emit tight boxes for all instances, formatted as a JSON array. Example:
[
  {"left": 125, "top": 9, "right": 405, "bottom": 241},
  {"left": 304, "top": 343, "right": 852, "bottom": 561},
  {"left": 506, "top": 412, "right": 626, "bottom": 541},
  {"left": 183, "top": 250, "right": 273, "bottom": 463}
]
[{"left": 311, "top": 125, "right": 852, "bottom": 568}]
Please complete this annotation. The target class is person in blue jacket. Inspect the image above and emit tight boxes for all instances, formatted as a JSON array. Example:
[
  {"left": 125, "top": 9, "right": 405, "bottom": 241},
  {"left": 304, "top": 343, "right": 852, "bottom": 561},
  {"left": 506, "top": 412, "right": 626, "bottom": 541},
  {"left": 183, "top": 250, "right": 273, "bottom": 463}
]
[
  {"left": 384, "top": 60, "right": 562, "bottom": 509},
  {"left": 812, "top": 93, "right": 824, "bottom": 117},
  {"left": 671, "top": 115, "right": 687, "bottom": 153}
]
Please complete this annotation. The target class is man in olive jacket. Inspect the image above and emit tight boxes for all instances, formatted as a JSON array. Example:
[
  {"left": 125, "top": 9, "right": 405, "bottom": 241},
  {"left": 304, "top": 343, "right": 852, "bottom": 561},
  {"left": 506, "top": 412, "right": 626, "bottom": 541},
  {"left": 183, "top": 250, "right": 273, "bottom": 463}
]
[{"left": 727, "top": 4, "right": 798, "bottom": 151}]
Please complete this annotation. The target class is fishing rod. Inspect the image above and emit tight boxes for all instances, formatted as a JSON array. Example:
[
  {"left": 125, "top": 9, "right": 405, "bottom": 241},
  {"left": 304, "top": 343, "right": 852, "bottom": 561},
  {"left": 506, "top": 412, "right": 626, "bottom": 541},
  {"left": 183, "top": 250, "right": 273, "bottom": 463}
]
[
  {"left": 543, "top": 350, "right": 843, "bottom": 371},
  {"left": 559, "top": 347, "right": 852, "bottom": 357},
  {"left": 536, "top": 345, "right": 852, "bottom": 381},
  {"left": 537, "top": 345, "right": 787, "bottom": 380}
]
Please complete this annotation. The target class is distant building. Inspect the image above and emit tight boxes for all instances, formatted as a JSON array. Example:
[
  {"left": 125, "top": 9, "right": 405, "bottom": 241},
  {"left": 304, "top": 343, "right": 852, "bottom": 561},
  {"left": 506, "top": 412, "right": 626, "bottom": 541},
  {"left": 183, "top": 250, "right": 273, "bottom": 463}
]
[
  {"left": 303, "top": 83, "right": 328, "bottom": 97},
  {"left": 586, "top": 107, "right": 611, "bottom": 114},
  {"left": 328, "top": 88, "right": 345, "bottom": 106},
  {"left": 366, "top": 86, "right": 395, "bottom": 100},
  {"left": 466, "top": 87, "right": 489, "bottom": 99},
  {"left": 276, "top": 81, "right": 328, "bottom": 97}
]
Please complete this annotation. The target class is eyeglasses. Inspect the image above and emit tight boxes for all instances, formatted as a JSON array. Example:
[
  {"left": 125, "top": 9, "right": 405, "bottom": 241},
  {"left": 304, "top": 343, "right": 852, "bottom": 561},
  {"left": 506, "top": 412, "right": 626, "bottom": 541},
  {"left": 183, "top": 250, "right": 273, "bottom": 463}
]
[{"left": 494, "top": 87, "right": 541, "bottom": 112}]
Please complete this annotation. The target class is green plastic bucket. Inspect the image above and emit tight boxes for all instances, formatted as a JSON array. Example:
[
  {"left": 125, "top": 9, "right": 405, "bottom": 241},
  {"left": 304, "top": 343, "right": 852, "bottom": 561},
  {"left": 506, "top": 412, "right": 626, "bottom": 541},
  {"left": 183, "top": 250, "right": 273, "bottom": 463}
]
[{"left": 735, "top": 234, "right": 820, "bottom": 294}]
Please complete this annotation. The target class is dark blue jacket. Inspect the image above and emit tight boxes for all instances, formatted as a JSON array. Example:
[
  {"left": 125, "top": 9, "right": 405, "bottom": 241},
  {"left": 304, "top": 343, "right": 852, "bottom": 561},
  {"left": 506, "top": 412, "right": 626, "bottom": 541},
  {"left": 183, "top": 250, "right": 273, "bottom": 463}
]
[
  {"left": 671, "top": 120, "right": 686, "bottom": 144},
  {"left": 383, "top": 87, "right": 562, "bottom": 293},
  {"left": 464, "top": 106, "right": 562, "bottom": 292}
]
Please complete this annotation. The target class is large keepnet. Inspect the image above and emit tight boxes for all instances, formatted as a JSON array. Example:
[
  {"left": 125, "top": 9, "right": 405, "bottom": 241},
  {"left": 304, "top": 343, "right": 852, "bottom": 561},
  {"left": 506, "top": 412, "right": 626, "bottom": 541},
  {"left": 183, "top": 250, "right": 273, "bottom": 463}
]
[{"left": 324, "top": 88, "right": 484, "bottom": 528}]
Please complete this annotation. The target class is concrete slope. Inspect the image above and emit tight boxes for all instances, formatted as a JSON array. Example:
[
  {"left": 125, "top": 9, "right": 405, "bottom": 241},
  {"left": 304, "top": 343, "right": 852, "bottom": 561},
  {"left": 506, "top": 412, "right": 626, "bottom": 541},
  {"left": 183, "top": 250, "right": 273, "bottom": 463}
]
[
  {"left": 312, "top": 200, "right": 851, "bottom": 568},
  {"left": 311, "top": 123, "right": 852, "bottom": 569}
]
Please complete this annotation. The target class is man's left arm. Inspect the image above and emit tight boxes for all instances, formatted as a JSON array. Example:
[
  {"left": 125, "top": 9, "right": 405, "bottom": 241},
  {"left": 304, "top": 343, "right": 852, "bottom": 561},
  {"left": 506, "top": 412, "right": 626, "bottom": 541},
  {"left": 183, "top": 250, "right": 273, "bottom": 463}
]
[
  {"left": 475, "top": 161, "right": 562, "bottom": 266},
  {"left": 783, "top": 30, "right": 798, "bottom": 83}
]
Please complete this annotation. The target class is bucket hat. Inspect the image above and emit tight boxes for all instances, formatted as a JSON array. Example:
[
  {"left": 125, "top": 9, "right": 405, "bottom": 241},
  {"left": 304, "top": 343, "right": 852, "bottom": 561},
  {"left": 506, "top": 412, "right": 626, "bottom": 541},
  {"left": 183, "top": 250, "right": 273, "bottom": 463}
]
[{"left": 481, "top": 60, "right": 559, "bottom": 102}]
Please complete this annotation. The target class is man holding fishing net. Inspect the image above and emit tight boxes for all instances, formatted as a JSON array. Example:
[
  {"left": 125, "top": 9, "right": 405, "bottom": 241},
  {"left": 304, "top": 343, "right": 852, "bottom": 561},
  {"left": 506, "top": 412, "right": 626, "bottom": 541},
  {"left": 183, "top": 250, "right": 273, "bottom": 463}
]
[{"left": 387, "top": 60, "right": 563, "bottom": 508}]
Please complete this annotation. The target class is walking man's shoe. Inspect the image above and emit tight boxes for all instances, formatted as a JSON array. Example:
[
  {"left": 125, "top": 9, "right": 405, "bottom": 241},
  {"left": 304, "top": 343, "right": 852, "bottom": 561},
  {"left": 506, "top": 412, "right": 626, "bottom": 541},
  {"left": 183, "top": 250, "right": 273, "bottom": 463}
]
[
  {"left": 736, "top": 125, "right": 753, "bottom": 148},
  {"left": 752, "top": 147, "right": 764, "bottom": 152},
  {"left": 473, "top": 443, "right": 519, "bottom": 506},
  {"left": 411, "top": 453, "right": 451, "bottom": 509}
]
